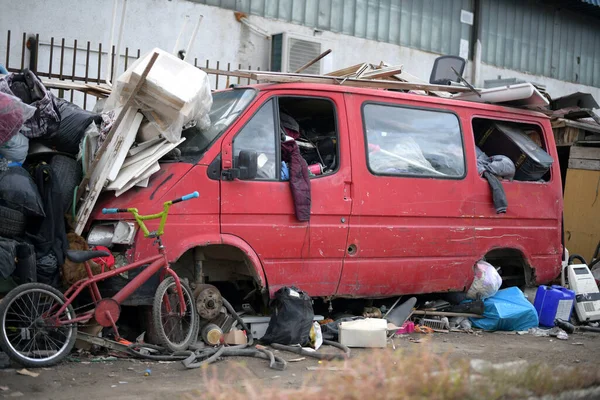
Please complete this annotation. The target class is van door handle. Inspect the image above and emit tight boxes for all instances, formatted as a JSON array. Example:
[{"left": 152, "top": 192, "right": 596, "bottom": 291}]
[{"left": 343, "top": 182, "right": 352, "bottom": 201}]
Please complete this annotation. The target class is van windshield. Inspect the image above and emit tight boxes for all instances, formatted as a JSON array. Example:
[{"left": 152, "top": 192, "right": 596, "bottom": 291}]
[{"left": 174, "top": 88, "right": 257, "bottom": 163}]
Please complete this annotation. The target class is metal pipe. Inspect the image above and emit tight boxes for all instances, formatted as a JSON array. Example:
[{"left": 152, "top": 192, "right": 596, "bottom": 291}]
[
  {"left": 471, "top": 0, "right": 483, "bottom": 87},
  {"left": 112, "top": 0, "right": 128, "bottom": 83},
  {"left": 183, "top": 15, "right": 203, "bottom": 62},
  {"left": 106, "top": 0, "right": 119, "bottom": 86},
  {"left": 172, "top": 14, "right": 189, "bottom": 55}
]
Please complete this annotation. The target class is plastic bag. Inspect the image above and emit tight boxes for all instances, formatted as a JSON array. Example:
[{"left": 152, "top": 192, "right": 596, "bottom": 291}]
[
  {"left": 105, "top": 48, "right": 213, "bottom": 143},
  {"left": 309, "top": 321, "right": 323, "bottom": 350},
  {"left": 43, "top": 98, "right": 101, "bottom": 154},
  {"left": 0, "top": 132, "right": 28, "bottom": 163},
  {"left": 260, "top": 286, "right": 314, "bottom": 346},
  {"left": 0, "top": 238, "right": 18, "bottom": 279},
  {"left": 0, "top": 166, "right": 45, "bottom": 217},
  {"left": 0, "top": 91, "right": 36, "bottom": 144},
  {"left": 0, "top": 70, "right": 61, "bottom": 138},
  {"left": 466, "top": 260, "right": 502, "bottom": 300},
  {"left": 471, "top": 287, "right": 539, "bottom": 331}
]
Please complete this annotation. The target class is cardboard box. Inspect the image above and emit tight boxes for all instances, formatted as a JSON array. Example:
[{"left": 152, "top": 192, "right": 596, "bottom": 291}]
[{"left": 223, "top": 330, "right": 248, "bottom": 345}]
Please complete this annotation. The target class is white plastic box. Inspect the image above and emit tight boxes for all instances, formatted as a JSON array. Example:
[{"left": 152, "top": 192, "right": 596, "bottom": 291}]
[{"left": 339, "top": 318, "right": 388, "bottom": 348}]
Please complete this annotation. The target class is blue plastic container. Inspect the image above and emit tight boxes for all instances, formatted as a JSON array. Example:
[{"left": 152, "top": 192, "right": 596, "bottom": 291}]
[{"left": 533, "top": 285, "right": 575, "bottom": 327}]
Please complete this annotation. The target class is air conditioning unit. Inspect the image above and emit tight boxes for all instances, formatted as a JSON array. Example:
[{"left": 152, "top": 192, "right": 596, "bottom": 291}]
[{"left": 270, "top": 33, "right": 323, "bottom": 74}]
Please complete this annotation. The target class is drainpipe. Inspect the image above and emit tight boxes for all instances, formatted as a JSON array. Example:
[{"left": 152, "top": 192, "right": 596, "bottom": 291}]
[{"left": 470, "top": 0, "right": 482, "bottom": 87}]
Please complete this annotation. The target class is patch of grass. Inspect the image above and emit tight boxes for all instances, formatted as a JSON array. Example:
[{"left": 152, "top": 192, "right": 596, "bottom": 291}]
[{"left": 182, "top": 348, "right": 600, "bottom": 400}]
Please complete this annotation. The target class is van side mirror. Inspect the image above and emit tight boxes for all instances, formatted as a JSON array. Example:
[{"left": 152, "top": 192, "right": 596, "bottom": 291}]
[
  {"left": 237, "top": 150, "right": 258, "bottom": 180},
  {"left": 222, "top": 150, "right": 258, "bottom": 181}
]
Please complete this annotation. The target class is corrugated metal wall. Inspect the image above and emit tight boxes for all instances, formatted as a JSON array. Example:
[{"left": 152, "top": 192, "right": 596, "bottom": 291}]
[
  {"left": 196, "top": 0, "right": 473, "bottom": 57},
  {"left": 195, "top": 0, "right": 600, "bottom": 87},
  {"left": 480, "top": 0, "right": 600, "bottom": 87}
]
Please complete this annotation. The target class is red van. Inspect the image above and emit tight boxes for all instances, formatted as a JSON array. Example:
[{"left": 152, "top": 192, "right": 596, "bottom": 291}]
[{"left": 88, "top": 83, "right": 563, "bottom": 305}]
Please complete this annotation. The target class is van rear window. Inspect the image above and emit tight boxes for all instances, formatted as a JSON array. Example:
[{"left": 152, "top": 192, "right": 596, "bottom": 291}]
[{"left": 363, "top": 104, "right": 465, "bottom": 178}]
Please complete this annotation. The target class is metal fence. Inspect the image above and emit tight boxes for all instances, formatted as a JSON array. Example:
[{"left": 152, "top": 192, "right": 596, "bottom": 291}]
[{"left": 2, "top": 30, "right": 259, "bottom": 111}]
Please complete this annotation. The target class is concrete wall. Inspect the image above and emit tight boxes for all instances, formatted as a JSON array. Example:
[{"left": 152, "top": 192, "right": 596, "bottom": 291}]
[{"left": 1, "top": 0, "right": 599, "bottom": 102}]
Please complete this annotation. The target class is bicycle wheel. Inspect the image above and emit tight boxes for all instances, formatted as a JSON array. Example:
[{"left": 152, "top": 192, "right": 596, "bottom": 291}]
[
  {"left": 0, "top": 283, "right": 77, "bottom": 367},
  {"left": 152, "top": 277, "right": 199, "bottom": 352}
]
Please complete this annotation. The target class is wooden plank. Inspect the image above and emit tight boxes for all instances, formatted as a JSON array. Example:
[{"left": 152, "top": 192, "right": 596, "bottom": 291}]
[
  {"left": 552, "top": 118, "right": 600, "bottom": 134},
  {"left": 203, "top": 68, "right": 252, "bottom": 79},
  {"left": 359, "top": 65, "right": 404, "bottom": 79},
  {"left": 564, "top": 168, "right": 600, "bottom": 262},
  {"left": 114, "top": 162, "right": 160, "bottom": 196},
  {"left": 41, "top": 79, "right": 111, "bottom": 96},
  {"left": 76, "top": 52, "right": 158, "bottom": 201},
  {"left": 75, "top": 52, "right": 159, "bottom": 234},
  {"left": 570, "top": 146, "right": 600, "bottom": 161},
  {"left": 106, "top": 111, "right": 143, "bottom": 182},
  {"left": 294, "top": 49, "right": 332, "bottom": 73},
  {"left": 324, "top": 63, "right": 368, "bottom": 77},
  {"left": 248, "top": 71, "right": 472, "bottom": 93},
  {"left": 128, "top": 136, "right": 164, "bottom": 156},
  {"left": 568, "top": 158, "right": 600, "bottom": 171},
  {"left": 552, "top": 126, "right": 581, "bottom": 146}
]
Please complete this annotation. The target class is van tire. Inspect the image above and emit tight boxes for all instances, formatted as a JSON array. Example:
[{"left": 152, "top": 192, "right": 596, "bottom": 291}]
[{"left": 0, "top": 205, "right": 26, "bottom": 237}]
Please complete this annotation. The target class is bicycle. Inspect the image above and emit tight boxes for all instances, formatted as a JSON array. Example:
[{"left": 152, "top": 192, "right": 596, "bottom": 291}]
[{"left": 0, "top": 192, "right": 200, "bottom": 367}]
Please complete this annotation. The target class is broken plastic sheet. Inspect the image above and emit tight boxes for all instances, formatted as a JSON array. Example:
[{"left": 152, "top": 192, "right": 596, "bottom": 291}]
[
  {"left": 367, "top": 131, "right": 465, "bottom": 177},
  {"left": 104, "top": 48, "right": 213, "bottom": 143}
]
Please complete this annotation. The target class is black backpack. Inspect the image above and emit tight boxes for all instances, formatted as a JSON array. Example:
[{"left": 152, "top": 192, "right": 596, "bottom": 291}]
[{"left": 260, "top": 286, "right": 314, "bottom": 346}]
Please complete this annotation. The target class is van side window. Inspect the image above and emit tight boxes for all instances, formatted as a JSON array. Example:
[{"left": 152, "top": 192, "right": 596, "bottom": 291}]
[
  {"left": 472, "top": 118, "right": 552, "bottom": 182},
  {"left": 233, "top": 99, "right": 278, "bottom": 180},
  {"left": 278, "top": 97, "right": 339, "bottom": 178},
  {"left": 363, "top": 104, "right": 465, "bottom": 178}
]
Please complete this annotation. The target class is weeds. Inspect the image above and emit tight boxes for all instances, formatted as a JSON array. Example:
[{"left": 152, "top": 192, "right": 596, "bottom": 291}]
[{"left": 182, "top": 347, "right": 600, "bottom": 400}]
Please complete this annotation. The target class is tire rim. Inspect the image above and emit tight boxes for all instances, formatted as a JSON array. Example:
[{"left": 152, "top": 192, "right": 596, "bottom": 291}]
[
  {"left": 2, "top": 288, "right": 74, "bottom": 363},
  {"left": 161, "top": 282, "right": 194, "bottom": 346}
]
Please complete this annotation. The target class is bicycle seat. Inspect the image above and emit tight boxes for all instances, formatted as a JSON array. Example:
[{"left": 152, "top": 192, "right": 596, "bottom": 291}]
[{"left": 66, "top": 250, "right": 111, "bottom": 263}]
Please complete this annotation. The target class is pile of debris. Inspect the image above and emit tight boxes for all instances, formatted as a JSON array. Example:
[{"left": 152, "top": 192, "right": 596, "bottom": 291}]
[{"left": 0, "top": 47, "right": 213, "bottom": 292}]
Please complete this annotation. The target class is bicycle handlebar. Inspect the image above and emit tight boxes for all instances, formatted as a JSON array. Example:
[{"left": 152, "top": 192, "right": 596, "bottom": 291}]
[
  {"left": 171, "top": 191, "right": 199, "bottom": 204},
  {"left": 100, "top": 191, "right": 200, "bottom": 238},
  {"left": 101, "top": 192, "right": 199, "bottom": 215}
]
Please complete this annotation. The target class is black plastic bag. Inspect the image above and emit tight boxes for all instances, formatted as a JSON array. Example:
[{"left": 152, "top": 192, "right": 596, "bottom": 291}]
[
  {"left": 14, "top": 242, "right": 36, "bottom": 284},
  {"left": 36, "top": 252, "right": 59, "bottom": 287},
  {"left": 0, "top": 166, "right": 45, "bottom": 217},
  {"left": 0, "top": 238, "right": 18, "bottom": 279},
  {"left": 42, "top": 99, "right": 101, "bottom": 154},
  {"left": 260, "top": 286, "right": 314, "bottom": 346}
]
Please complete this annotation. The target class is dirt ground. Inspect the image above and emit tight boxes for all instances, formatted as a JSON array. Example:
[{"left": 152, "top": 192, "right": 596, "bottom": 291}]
[{"left": 2, "top": 331, "right": 599, "bottom": 399}]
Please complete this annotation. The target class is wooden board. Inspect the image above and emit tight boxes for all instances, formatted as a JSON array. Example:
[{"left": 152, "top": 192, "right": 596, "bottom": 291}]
[
  {"left": 75, "top": 106, "right": 139, "bottom": 234},
  {"left": 121, "top": 140, "right": 166, "bottom": 168},
  {"left": 75, "top": 52, "right": 159, "bottom": 235},
  {"left": 76, "top": 52, "right": 159, "bottom": 202},
  {"left": 568, "top": 159, "right": 600, "bottom": 171},
  {"left": 107, "top": 111, "right": 143, "bottom": 182},
  {"left": 128, "top": 136, "right": 163, "bottom": 156},
  {"left": 325, "top": 63, "right": 368, "bottom": 77},
  {"left": 564, "top": 168, "right": 600, "bottom": 262},
  {"left": 359, "top": 65, "right": 404, "bottom": 79},
  {"left": 247, "top": 71, "right": 473, "bottom": 93},
  {"left": 115, "top": 162, "right": 160, "bottom": 197},
  {"left": 570, "top": 146, "right": 600, "bottom": 161}
]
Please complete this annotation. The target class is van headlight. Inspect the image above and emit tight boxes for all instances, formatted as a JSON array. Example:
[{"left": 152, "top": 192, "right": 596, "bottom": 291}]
[{"left": 88, "top": 221, "right": 137, "bottom": 247}]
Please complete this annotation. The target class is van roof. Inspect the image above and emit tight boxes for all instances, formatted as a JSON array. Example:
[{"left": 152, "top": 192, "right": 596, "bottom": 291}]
[{"left": 231, "top": 82, "right": 550, "bottom": 120}]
